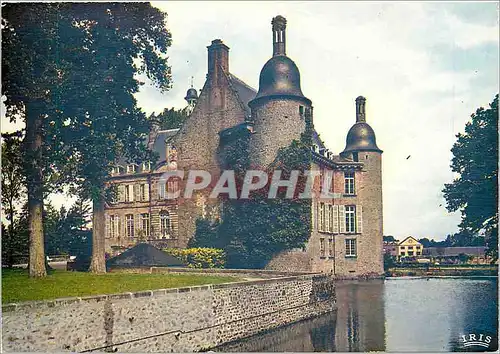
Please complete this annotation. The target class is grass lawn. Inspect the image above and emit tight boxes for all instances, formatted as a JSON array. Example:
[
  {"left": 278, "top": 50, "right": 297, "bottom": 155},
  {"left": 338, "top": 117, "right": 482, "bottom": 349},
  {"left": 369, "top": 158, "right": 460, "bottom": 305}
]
[{"left": 2, "top": 269, "right": 241, "bottom": 303}]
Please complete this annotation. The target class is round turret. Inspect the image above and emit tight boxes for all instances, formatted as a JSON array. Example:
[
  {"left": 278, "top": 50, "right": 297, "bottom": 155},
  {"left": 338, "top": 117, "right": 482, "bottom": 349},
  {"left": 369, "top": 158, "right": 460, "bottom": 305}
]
[
  {"left": 253, "top": 55, "right": 305, "bottom": 100},
  {"left": 248, "top": 15, "right": 312, "bottom": 168},
  {"left": 343, "top": 122, "right": 382, "bottom": 153},
  {"left": 342, "top": 96, "right": 382, "bottom": 154},
  {"left": 249, "top": 15, "right": 310, "bottom": 108}
]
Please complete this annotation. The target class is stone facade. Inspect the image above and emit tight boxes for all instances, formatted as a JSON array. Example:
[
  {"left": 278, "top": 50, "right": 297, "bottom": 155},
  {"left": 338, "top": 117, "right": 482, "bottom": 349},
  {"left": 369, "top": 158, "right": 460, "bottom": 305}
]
[
  {"left": 103, "top": 15, "right": 384, "bottom": 277},
  {"left": 2, "top": 274, "right": 336, "bottom": 353},
  {"left": 249, "top": 98, "right": 308, "bottom": 169}
]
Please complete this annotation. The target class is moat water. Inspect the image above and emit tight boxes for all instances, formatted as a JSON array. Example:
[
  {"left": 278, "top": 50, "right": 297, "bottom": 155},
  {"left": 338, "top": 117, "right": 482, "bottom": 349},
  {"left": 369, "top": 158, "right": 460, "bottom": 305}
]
[{"left": 216, "top": 277, "right": 498, "bottom": 352}]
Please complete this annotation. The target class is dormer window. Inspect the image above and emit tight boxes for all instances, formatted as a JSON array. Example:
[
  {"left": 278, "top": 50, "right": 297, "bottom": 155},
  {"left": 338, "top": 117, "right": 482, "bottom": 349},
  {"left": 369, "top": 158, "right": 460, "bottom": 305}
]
[
  {"left": 142, "top": 162, "right": 151, "bottom": 172},
  {"left": 127, "top": 164, "right": 137, "bottom": 174},
  {"left": 111, "top": 166, "right": 123, "bottom": 176}
]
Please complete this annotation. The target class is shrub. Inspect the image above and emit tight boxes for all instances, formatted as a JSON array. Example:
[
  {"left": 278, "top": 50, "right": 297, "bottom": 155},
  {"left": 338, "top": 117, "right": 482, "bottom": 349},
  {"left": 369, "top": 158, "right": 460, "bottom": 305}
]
[{"left": 163, "top": 248, "right": 225, "bottom": 269}]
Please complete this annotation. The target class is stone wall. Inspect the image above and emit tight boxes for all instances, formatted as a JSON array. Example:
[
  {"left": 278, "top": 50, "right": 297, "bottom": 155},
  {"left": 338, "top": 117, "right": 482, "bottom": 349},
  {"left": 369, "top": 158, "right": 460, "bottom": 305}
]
[
  {"left": 2, "top": 274, "right": 336, "bottom": 353},
  {"left": 249, "top": 98, "right": 308, "bottom": 169}
]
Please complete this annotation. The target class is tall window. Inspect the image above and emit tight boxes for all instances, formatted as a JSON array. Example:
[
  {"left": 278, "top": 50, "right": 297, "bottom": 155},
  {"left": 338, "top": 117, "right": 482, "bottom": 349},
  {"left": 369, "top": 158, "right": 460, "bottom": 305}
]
[
  {"left": 345, "top": 239, "right": 357, "bottom": 257},
  {"left": 345, "top": 206, "right": 356, "bottom": 233},
  {"left": 140, "top": 184, "right": 149, "bottom": 201},
  {"left": 319, "top": 203, "right": 326, "bottom": 232},
  {"left": 125, "top": 185, "right": 134, "bottom": 202},
  {"left": 328, "top": 239, "right": 334, "bottom": 257},
  {"left": 158, "top": 183, "right": 166, "bottom": 199},
  {"left": 160, "top": 211, "right": 171, "bottom": 239},
  {"left": 320, "top": 238, "right": 325, "bottom": 258},
  {"left": 110, "top": 215, "right": 119, "bottom": 238},
  {"left": 344, "top": 171, "right": 355, "bottom": 195},
  {"left": 141, "top": 213, "right": 150, "bottom": 238},
  {"left": 126, "top": 214, "right": 134, "bottom": 238}
]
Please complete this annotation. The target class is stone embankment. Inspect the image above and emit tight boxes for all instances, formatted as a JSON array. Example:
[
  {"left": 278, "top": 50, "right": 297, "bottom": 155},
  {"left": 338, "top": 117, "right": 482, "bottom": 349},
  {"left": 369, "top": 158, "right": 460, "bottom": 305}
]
[{"left": 2, "top": 271, "right": 336, "bottom": 353}]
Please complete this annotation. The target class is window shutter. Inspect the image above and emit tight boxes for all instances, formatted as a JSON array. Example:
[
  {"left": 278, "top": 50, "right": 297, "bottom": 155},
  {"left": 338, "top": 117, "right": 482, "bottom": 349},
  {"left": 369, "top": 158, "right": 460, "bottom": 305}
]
[
  {"left": 127, "top": 185, "right": 134, "bottom": 202},
  {"left": 118, "top": 185, "right": 125, "bottom": 203},
  {"left": 134, "top": 184, "right": 140, "bottom": 201},
  {"left": 144, "top": 184, "right": 150, "bottom": 201},
  {"left": 105, "top": 215, "right": 111, "bottom": 239},
  {"left": 325, "top": 205, "right": 330, "bottom": 233},
  {"left": 356, "top": 205, "right": 363, "bottom": 234},
  {"left": 332, "top": 205, "right": 339, "bottom": 234},
  {"left": 136, "top": 214, "right": 141, "bottom": 237},
  {"left": 315, "top": 202, "right": 319, "bottom": 231},
  {"left": 339, "top": 205, "right": 346, "bottom": 234},
  {"left": 318, "top": 203, "right": 324, "bottom": 232},
  {"left": 311, "top": 201, "right": 316, "bottom": 231},
  {"left": 119, "top": 216, "right": 124, "bottom": 238},
  {"left": 158, "top": 183, "right": 165, "bottom": 200}
]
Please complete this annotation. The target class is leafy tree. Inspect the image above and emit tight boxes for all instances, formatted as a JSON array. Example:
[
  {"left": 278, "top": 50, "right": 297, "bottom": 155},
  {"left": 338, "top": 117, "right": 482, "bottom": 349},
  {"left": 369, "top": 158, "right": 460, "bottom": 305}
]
[
  {"left": 152, "top": 107, "right": 189, "bottom": 130},
  {"left": 1, "top": 132, "right": 25, "bottom": 267},
  {"left": 450, "top": 229, "right": 485, "bottom": 247},
  {"left": 443, "top": 94, "right": 498, "bottom": 261},
  {"left": 2, "top": 3, "right": 173, "bottom": 274},
  {"left": 44, "top": 199, "right": 91, "bottom": 256},
  {"left": 2, "top": 4, "right": 68, "bottom": 277},
  {"left": 383, "top": 253, "right": 396, "bottom": 271},
  {"left": 383, "top": 235, "right": 396, "bottom": 242}
]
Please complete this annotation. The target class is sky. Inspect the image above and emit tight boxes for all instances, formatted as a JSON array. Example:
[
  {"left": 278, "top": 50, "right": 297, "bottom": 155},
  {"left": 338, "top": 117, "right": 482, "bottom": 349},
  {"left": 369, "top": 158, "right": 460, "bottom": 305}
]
[{"left": 1, "top": 1, "right": 498, "bottom": 241}]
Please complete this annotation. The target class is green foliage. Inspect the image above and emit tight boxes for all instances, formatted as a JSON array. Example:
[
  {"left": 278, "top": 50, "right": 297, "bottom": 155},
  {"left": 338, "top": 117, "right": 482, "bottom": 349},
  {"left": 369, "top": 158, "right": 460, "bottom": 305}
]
[
  {"left": 163, "top": 248, "right": 225, "bottom": 269},
  {"left": 443, "top": 94, "right": 498, "bottom": 261},
  {"left": 383, "top": 253, "right": 396, "bottom": 271},
  {"left": 383, "top": 235, "right": 396, "bottom": 242},
  {"left": 188, "top": 219, "right": 221, "bottom": 248},
  {"left": 1, "top": 132, "right": 26, "bottom": 267},
  {"left": 43, "top": 199, "right": 92, "bottom": 258},
  {"left": 152, "top": 107, "right": 189, "bottom": 130},
  {"left": 2, "top": 3, "right": 174, "bottom": 273}
]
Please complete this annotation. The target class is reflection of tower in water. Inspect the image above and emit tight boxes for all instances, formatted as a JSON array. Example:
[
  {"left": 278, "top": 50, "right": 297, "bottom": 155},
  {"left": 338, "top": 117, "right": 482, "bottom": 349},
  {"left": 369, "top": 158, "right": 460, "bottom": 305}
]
[{"left": 334, "top": 280, "right": 386, "bottom": 352}]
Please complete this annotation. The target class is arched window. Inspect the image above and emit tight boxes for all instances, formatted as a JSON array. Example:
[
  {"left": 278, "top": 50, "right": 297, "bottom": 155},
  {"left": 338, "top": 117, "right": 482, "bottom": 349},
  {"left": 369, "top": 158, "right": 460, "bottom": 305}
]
[{"left": 160, "top": 211, "right": 171, "bottom": 239}]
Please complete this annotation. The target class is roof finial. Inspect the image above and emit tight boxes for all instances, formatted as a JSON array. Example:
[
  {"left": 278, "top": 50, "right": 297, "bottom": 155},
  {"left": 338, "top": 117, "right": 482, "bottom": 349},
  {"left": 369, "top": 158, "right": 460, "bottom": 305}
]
[
  {"left": 272, "top": 15, "right": 287, "bottom": 56},
  {"left": 355, "top": 96, "right": 366, "bottom": 123},
  {"left": 190, "top": 76, "right": 194, "bottom": 88}
]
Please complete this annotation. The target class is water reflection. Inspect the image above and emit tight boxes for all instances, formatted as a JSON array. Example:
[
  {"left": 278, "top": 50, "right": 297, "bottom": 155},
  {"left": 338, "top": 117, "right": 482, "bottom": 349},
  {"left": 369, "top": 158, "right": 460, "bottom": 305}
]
[{"left": 215, "top": 277, "right": 497, "bottom": 352}]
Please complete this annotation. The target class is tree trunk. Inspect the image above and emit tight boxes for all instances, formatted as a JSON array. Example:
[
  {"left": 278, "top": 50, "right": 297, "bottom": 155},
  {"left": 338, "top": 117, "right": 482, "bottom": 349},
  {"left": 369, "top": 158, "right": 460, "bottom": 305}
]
[
  {"left": 7, "top": 200, "right": 15, "bottom": 268},
  {"left": 25, "top": 100, "right": 47, "bottom": 278},
  {"left": 89, "top": 194, "right": 106, "bottom": 273}
]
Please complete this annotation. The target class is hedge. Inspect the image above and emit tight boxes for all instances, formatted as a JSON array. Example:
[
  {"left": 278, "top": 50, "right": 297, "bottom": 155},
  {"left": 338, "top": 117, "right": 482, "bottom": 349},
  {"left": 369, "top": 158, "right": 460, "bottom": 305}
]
[{"left": 163, "top": 247, "right": 225, "bottom": 269}]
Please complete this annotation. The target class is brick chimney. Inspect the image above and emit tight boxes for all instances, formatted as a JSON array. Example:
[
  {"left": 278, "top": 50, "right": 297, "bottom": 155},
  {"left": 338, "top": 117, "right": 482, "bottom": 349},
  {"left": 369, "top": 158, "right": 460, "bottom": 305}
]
[
  {"left": 355, "top": 96, "right": 366, "bottom": 123},
  {"left": 207, "top": 39, "right": 229, "bottom": 86}
]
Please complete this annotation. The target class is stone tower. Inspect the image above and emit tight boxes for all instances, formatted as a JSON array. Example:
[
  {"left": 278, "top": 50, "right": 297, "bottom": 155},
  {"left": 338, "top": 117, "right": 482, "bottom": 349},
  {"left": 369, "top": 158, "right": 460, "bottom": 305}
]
[
  {"left": 248, "top": 15, "right": 312, "bottom": 169},
  {"left": 340, "top": 96, "right": 384, "bottom": 275}
]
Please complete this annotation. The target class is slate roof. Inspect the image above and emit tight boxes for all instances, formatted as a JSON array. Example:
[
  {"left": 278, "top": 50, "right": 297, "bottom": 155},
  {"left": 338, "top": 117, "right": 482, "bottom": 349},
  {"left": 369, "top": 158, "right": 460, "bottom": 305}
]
[
  {"left": 106, "top": 243, "right": 185, "bottom": 268},
  {"left": 227, "top": 73, "right": 257, "bottom": 116},
  {"left": 151, "top": 129, "right": 179, "bottom": 163}
]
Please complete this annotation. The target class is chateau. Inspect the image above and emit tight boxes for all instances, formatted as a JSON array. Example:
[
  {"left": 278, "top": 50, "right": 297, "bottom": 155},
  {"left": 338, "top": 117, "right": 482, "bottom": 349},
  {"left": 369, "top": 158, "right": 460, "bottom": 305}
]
[{"left": 104, "top": 15, "right": 384, "bottom": 277}]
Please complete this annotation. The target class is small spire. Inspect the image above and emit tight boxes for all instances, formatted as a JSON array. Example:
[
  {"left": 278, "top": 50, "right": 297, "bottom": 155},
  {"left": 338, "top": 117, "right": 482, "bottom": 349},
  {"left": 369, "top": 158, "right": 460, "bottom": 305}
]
[
  {"left": 355, "top": 96, "right": 366, "bottom": 123},
  {"left": 272, "top": 15, "right": 287, "bottom": 56},
  {"left": 190, "top": 76, "right": 194, "bottom": 88}
]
